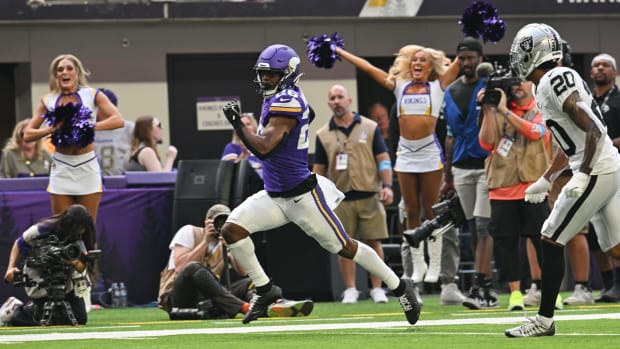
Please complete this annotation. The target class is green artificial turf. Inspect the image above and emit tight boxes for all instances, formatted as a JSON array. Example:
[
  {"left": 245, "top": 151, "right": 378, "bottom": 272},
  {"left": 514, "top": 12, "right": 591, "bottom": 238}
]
[{"left": 1, "top": 291, "right": 618, "bottom": 348}]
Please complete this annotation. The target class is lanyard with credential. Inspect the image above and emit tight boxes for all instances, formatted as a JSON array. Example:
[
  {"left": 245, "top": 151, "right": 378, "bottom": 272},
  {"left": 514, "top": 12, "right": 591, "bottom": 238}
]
[
  {"left": 334, "top": 124, "right": 352, "bottom": 171},
  {"left": 597, "top": 85, "right": 616, "bottom": 114}
]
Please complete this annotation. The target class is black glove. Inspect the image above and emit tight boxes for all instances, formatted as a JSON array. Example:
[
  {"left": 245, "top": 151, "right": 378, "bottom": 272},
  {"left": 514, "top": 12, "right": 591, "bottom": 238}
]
[{"left": 222, "top": 100, "right": 244, "bottom": 130}]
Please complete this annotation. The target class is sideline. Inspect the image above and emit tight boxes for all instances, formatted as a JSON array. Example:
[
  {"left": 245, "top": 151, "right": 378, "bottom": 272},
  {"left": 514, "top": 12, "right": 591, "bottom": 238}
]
[{"left": 1, "top": 313, "right": 619, "bottom": 343}]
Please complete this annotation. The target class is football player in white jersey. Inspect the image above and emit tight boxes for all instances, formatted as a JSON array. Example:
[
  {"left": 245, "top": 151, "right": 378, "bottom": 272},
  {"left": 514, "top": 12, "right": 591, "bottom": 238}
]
[{"left": 504, "top": 23, "right": 620, "bottom": 338}]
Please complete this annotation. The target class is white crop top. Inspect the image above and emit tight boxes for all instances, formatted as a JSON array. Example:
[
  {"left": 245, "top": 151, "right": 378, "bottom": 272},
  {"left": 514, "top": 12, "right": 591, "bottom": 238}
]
[
  {"left": 42, "top": 87, "right": 98, "bottom": 124},
  {"left": 394, "top": 79, "right": 444, "bottom": 118}
]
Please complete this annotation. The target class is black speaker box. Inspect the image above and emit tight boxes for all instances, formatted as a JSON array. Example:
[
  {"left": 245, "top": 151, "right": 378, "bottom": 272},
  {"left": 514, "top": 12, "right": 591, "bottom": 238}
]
[
  {"left": 172, "top": 160, "right": 235, "bottom": 231},
  {"left": 174, "top": 159, "right": 235, "bottom": 201},
  {"left": 230, "top": 159, "right": 263, "bottom": 208},
  {"left": 251, "top": 223, "right": 368, "bottom": 302}
]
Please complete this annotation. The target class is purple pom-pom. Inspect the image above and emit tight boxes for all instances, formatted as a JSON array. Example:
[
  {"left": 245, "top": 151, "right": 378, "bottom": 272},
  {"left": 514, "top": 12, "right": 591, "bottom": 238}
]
[
  {"left": 43, "top": 102, "right": 95, "bottom": 147},
  {"left": 482, "top": 17, "right": 506, "bottom": 43},
  {"left": 306, "top": 32, "right": 345, "bottom": 69},
  {"left": 459, "top": 1, "right": 505, "bottom": 43}
]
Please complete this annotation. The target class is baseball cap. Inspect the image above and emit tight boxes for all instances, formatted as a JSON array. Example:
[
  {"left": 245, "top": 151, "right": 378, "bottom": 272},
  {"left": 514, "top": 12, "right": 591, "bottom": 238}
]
[
  {"left": 456, "top": 37, "right": 483, "bottom": 55},
  {"left": 206, "top": 204, "right": 231, "bottom": 219},
  {"left": 99, "top": 88, "right": 118, "bottom": 106},
  {"left": 592, "top": 53, "right": 617, "bottom": 71}
]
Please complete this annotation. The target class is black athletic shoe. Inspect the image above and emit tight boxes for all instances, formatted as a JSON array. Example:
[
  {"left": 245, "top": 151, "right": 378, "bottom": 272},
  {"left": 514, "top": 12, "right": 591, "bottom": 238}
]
[
  {"left": 462, "top": 287, "right": 485, "bottom": 310},
  {"left": 242, "top": 285, "right": 283, "bottom": 324},
  {"left": 599, "top": 284, "right": 620, "bottom": 303},
  {"left": 398, "top": 278, "right": 421, "bottom": 325},
  {"left": 483, "top": 288, "right": 500, "bottom": 308}
]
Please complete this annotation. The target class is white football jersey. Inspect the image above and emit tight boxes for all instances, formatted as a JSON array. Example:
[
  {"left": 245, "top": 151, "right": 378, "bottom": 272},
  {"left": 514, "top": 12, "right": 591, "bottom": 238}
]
[
  {"left": 95, "top": 120, "right": 135, "bottom": 176},
  {"left": 536, "top": 66, "right": 620, "bottom": 175}
]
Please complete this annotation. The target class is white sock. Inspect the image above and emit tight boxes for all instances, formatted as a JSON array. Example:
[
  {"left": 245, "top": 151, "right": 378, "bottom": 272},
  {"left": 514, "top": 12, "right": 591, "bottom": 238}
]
[
  {"left": 227, "top": 237, "right": 270, "bottom": 287},
  {"left": 536, "top": 314, "right": 554, "bottom": 327},
  {"left": 352, "top": 241, "right": 400, "bottom": 290}
]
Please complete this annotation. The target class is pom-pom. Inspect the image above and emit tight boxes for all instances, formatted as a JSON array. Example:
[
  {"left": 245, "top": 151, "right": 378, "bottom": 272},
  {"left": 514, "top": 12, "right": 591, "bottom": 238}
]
[
  {"left": 306, "top": 32, "right": 345, "bottom": 69},
  {"left": 482, "top": 17, "right": 506, "bottom": 43},
  {"left": 43, "top": 102, "right": 95, "bottom": 147},
  {"left": 459, "top": 1, "right": 505, "bottom": 43}
]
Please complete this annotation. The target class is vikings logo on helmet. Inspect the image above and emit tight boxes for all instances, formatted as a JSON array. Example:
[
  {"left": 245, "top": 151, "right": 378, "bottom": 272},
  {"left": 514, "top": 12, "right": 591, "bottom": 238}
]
[{"left": 253, "top": 44, "right": 303, "bottom": 98}]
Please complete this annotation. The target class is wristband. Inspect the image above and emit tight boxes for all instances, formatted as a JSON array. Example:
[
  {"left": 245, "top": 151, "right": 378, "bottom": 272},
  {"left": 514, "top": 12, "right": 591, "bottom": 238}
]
[
  {"left": 382, "top": 183, "right": 392, "bottom": 189},
  {"left": 378, "top": 159, "right": 392, "bottom": 172},
  {"left": 504, "top": 110, "right": 511, "bottom": 118}
]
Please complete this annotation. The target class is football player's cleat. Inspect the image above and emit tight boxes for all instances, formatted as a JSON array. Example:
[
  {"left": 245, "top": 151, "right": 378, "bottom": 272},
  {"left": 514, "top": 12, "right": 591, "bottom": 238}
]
[{"left": 267, "top": 299, "right": 314, "bottom": 317}]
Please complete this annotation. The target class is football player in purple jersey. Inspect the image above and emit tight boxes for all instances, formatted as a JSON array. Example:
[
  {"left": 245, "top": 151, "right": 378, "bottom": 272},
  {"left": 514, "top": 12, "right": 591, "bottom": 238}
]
[{"left": 219, "top": 44, "right": 420, "bottom": 325}]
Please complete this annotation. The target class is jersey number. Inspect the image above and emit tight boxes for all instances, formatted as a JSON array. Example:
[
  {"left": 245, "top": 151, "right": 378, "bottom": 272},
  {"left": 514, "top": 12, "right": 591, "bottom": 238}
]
[
  {"left": 545, "top": 119, "right": 576, "bottom": 156},
  {"left": 99, "top": 145, "right": 115, "bottom": 171},
  {"left": 550, "top": 71, "right": 575, "bottom": 96},
  {"left": 297, "top": 108, "right": 310, "bottom": 150}
]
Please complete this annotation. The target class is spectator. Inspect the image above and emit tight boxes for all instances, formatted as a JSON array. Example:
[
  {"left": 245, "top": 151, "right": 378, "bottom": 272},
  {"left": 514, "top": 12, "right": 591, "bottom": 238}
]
[
  {"left": 336, "top": 44, "right": 460, "bottom": 288},
  {"left": 1, "top": 118, "right": 52, "bottom": 178},
  {"left": 23, "top": 54, "right": 124, "bottom": 223},
  {"left": 158, "top": 203, "right": 313, "bottom": 319},
  {"left": 440, "top": 37, "right": 492, "bottom": 309},
  {"left": 313, "top": 84, "right": 393, "bottom": 304},
  {"left": 367, "top": 102, "right": 390, "bottom": 144},
  {"left": 94, "top": 88, "right": 135, "bottom": 176},
  {"left": 589, "top": 53, "right": 620, "bottom": 303},
  {"left": 221, "top": 112, "right": 263, "bottom": 179},
  {"left": 125, "top": 115, "right": 177, "bottom": 172}
]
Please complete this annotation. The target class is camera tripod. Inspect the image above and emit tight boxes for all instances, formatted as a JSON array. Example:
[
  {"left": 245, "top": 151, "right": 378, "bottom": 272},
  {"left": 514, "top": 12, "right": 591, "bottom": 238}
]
[{"left": 40, "top": 299, "right": 78, "bottom": 326}]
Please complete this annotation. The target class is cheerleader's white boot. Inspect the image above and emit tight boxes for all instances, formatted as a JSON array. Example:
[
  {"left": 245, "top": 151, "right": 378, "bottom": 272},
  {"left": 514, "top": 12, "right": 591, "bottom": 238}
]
[
  {"left": 409, "top": 240, "right": 427, "bottom": 283},
  {"left": 424, "top": 236, "right": 442, "bottom": 283}
]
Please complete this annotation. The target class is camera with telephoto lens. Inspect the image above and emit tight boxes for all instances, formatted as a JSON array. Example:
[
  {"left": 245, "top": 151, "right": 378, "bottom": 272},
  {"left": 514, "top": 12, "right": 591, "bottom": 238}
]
[
  {"left": 212, "top": 213, "right": 229, "bottom": 234},
  {"left": 481, "top": 64, "right": 522, "bottom": 106},
  {"left": 12, "top": 235, "right": 100, "bottom": 301},
  {"left": 404, "top": 195, "right": 466, "bottom": 248}
]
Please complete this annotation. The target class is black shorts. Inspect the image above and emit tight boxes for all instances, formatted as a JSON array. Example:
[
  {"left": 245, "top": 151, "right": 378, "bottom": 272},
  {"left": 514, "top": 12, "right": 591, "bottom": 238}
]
[{"left": 488, "top": 199, "right": 549, "bottom": 239}]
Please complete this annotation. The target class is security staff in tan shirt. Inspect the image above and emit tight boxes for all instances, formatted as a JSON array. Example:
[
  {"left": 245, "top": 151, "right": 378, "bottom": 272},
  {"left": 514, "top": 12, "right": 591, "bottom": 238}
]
[{"left": 313, "top": 84, "right": 394, "bottom": 304}]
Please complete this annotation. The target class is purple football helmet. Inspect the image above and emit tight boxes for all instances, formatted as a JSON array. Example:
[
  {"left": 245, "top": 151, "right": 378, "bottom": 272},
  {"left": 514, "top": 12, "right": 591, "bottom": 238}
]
[{"left": 253, "top": 44, "right": 302, "bottom": 98}]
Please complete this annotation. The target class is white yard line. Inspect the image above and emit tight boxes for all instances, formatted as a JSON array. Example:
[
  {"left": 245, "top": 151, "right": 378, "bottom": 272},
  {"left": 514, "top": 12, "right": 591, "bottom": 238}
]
[{"left": 1, "top": 313, "right": 619, "bottom": 343}]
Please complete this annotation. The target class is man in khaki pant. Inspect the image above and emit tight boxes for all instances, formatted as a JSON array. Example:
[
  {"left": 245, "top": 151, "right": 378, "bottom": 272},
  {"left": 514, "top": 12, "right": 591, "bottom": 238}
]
[{"left": 313, "top": 84, "right": 394, "bottom": 304}]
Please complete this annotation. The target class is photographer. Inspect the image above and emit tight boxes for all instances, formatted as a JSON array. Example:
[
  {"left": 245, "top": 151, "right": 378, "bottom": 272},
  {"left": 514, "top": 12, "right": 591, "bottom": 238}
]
[
  {"left": 478, "top": 77, "right": 552, "bottom": 311},
  {"left": 158, "top": 204, "right": 313, "bottom": 320},
  {"left": 2, "top": 204, "right": 97, "bottom": 326}
]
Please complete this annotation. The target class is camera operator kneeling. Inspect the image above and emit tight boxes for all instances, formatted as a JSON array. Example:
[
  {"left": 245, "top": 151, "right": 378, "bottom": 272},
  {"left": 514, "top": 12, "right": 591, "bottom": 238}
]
[{"left": 2, "top": 204, "right": 98, "bottom": 326}]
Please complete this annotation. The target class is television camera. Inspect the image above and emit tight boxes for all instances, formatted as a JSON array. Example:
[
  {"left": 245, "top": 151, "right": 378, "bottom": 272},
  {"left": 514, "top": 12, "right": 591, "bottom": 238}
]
[
  {"left": 477, "top": 62, "right": 522, "bottom": 106},
  {"left": 12, "top": 235, "right": 100, "bottom": 326},
  {"left": 403, "top": 195, "right": 466, "bottom": 248}
]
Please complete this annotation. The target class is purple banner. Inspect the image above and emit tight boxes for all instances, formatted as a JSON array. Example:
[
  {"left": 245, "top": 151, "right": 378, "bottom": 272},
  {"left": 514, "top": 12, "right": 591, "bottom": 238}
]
[{"left": 0, "top": 187, "right": 174, "bottom": 306}]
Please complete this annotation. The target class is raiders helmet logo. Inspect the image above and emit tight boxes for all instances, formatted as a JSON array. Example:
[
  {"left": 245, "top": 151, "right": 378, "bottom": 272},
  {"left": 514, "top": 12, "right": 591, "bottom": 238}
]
[{"left": 520, "top": 37, "right": 533, "bottom": 53}]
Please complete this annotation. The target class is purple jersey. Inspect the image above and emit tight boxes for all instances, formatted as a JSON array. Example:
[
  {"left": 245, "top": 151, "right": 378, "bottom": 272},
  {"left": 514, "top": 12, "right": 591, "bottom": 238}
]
[{"left": 258, "top": 86, "right": 311, "bottom": 192}]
